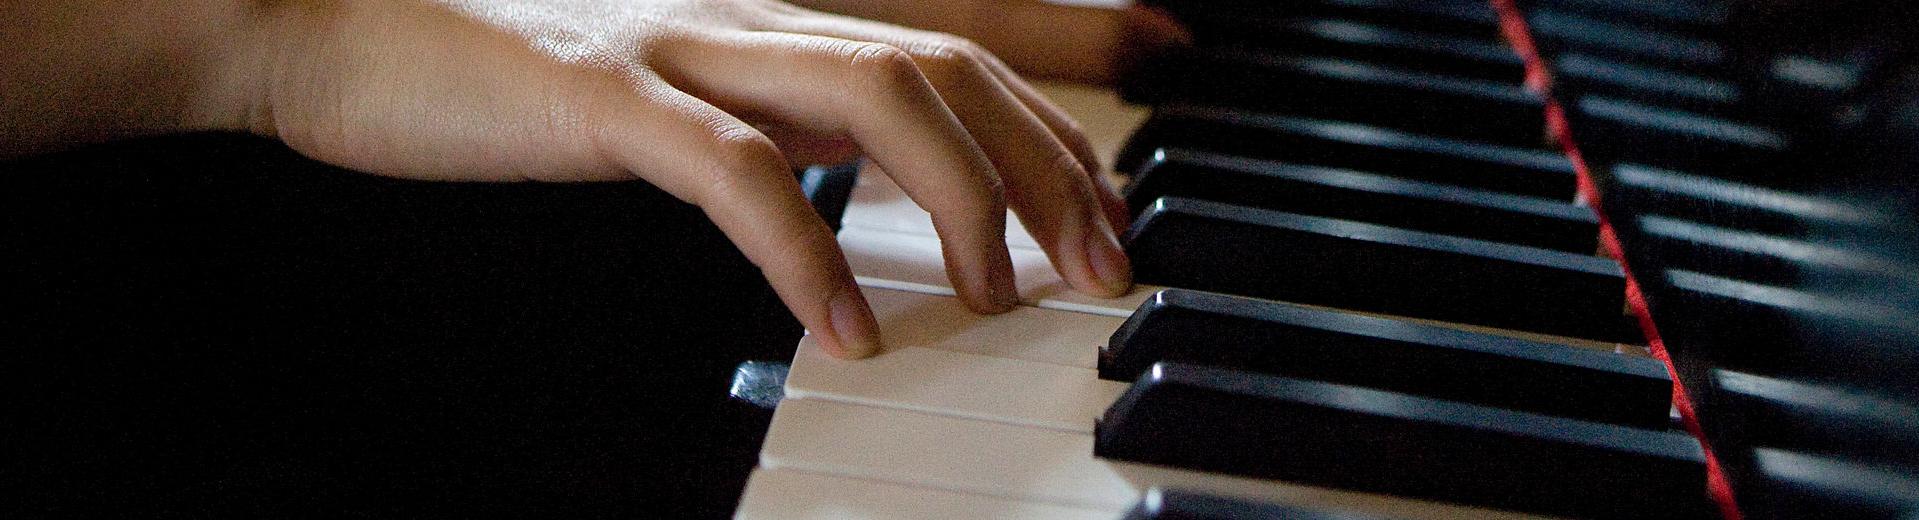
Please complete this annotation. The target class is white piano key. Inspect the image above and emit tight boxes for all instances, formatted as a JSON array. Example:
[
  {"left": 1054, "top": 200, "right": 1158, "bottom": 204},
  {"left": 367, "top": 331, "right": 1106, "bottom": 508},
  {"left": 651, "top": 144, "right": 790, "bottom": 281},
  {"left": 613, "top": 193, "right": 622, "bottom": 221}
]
[
  {"left": 786, "top": 338, "right": 1127, "bottom": 432},
  {"left": 842, "top": 169, "right": 1046, "bottom": 252},
  {"left": 840, "top": 225, "right": 1155, "bottom": 317},
  {"left": 760, "top": 398, "right": 1547, "bottom": 520},
  {"left": 735, "top": 468, "right": 1116, "bottom": 520},
  {"left": 863, "top": 286, "right": 1120, "bottom": 369}
]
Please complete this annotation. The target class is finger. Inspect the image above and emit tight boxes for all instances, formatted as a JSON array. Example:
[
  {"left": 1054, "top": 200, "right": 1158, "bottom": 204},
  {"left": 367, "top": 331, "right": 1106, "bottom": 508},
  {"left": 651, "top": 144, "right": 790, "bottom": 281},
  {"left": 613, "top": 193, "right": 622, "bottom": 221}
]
[
  {"left": 749, "top": 20, "right": 1133, "bottom": 297},
  {"left": 591, "top": 79, "right": 881, "bottom": 359},
  {"left": 653, "top": 30, "right": 1023, "bottom": 313},
  {"left": 978, "top": 55, "right": 1133, "bottom": 233}
]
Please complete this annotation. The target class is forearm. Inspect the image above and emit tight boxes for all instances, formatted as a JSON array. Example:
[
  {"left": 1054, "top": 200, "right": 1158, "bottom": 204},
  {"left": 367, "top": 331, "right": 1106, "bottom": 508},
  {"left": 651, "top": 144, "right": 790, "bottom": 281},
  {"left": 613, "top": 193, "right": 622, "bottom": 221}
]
[{"left": 1, "top": 1, "right": 272, "bottom": 158}]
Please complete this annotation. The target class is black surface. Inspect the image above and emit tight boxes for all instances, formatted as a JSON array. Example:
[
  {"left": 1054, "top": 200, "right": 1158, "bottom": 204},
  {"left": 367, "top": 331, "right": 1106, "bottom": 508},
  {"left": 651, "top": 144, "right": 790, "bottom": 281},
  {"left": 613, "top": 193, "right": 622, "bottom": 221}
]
[
  {"left": 1117, "top": 105, "right": 1577, "bottom": 200},
  {"left": 1121, "top": 50, "right": 1547, "bottom": 147},
  {"left": 1142, "top": 0, "right": 1505, "bottom": 44},
  {"left": 1123, "top": 197, "right": 1630, "bottom": 342},
  {"left": 1126, "top": 147, "right": 1599, "bottom": 253},
  {"left": 2, "top": 133, "right": 807, "bottom": 518},
  {"left": 1103, "top": 289, "right": 1671, "bottom": 427},
  {"left": 1122, "top": 489, "right": 1389, "bottom": 520},
  {"left": 1188, "top": 17, "right": 1526, "bottom": 81},
  {"left": 1096, "top": 362, "right": 1712, "bottom": 519}
]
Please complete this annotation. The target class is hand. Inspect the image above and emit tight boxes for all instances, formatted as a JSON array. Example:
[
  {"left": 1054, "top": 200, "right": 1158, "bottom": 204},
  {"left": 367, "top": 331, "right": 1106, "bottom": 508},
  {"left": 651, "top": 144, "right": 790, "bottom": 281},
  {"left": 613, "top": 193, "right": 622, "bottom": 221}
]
[{"left": 230, "top": 0, "right": 1134, "bottom": 358}]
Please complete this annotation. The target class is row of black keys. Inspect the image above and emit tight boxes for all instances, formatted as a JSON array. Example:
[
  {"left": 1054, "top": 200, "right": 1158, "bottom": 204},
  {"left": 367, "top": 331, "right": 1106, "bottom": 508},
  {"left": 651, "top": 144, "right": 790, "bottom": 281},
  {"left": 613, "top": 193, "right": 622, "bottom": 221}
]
[
  {"left": 1089, "top": 288, "right": 1705, "bottom": 518},
  {"left": 1114, "top": 105, "right": 1635, "bottom": 342}
]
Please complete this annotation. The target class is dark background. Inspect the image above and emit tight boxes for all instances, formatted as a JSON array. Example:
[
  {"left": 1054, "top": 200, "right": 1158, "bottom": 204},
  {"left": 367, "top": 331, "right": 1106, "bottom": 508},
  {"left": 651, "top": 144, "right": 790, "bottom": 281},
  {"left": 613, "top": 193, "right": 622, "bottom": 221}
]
[{"left": 3, "top": 133, "right": 798, "bottom": 518}]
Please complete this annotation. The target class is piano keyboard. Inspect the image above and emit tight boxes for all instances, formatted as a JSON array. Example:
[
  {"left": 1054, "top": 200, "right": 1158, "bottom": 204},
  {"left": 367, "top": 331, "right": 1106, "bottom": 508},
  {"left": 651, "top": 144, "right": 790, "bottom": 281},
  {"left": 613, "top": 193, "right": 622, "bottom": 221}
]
[{"left": 736, "top": 0, "right": 1919, "bottom": 517}]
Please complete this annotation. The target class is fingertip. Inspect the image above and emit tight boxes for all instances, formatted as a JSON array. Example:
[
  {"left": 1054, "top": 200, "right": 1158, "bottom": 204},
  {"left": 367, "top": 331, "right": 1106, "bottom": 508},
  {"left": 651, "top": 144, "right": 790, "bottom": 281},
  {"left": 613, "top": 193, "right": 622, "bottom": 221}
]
[
  {"left": 827, "top": 288, "right": 884, "bottom": 359},
  {"left": 1087, "top": 227, "right": 1135, "bottom": 298}
]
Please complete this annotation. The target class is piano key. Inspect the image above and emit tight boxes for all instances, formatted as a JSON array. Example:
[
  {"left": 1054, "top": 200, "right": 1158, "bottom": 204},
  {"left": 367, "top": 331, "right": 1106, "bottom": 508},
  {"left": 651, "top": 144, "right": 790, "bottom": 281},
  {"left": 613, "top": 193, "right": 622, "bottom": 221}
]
[
  {"left": 736, "top": 468, "right": 1116, "bottom": 520},
  {"left": 760, "top": 397, "right": 1539, "bottom": 519},
  {"left": 1610, "top": 163, "right": 1898, "bottom": 237},
  {"left": 1222, "top": 18, "right": 1526, "bottom": 81},
  {"left": 1123, "top": 489, "right": 1394, "bottom": 520},
  {"left": 1146, "top": 0, "right": 1505, "bottom": 43},
  {"left": 1095, "top": 362, "right": 1711, "bottom": 518},
  {"left": 798, "top": 162, "right": 861, "bottom": 232},
  {"left": 839, "top": 169, "right": 1044, "bottom": 251},
  {"left": 1553, "top": 52, "right": 1741, "bottom": 113},
  {"left": 861, "top": 285, "right": 1121, "bottom": 369},
  {"left": 1652, "top": 270, "right": 1919, "bottom": 390},
  {"left": 1526, "top": 8, "right": 1727, "bottom": 67},
  {"left": 1126, "top": 148, "right": 1600, "bottom": 253},
  {"left": 1521, "top": 0, "right": 1729, "bottom": 29},
  {"left": 1749, "top": 448, "right": 1919, "bottom": 519},
  {"left": 785, "top": 337, "right": 1122, "bottom": 433},
  {"left": 1711, "top": 370, "right": 1919, "bottom": 467},
  {"left": 1121, "top": 51, "right": 1547, "bottom": 147},
  {"left": 1571, "top": 96, "right": 1791, "bottom": 175},
  {"left": 840, "top": 225, "right": 1153, "bottom": 317},
  {"left": 1117, "top": 106, "right": 1577, "bottom": 200},
  {"left": 1125, "top": 197, "right": 1629, "bottom": 342},
  {"left": 1627, "top": 214, "right": 1919, "bottom": 289},
  {"left": 1103, "top": 289, "right": 1671, "bottom": 427}
]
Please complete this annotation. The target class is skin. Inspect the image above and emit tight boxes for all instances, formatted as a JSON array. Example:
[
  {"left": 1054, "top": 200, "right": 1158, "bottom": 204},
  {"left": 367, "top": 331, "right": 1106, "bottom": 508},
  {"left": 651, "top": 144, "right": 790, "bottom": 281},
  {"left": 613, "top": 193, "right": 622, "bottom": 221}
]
[{"left": 2, "top": 0, "right": 1136, "bottom": 359}]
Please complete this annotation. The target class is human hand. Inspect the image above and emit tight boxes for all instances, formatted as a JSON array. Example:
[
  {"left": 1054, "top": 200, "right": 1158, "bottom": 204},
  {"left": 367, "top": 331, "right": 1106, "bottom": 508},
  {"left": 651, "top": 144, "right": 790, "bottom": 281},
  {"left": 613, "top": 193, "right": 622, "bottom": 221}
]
[{"left": 228, "top": 0, "right": 1133, "bottom": 358}]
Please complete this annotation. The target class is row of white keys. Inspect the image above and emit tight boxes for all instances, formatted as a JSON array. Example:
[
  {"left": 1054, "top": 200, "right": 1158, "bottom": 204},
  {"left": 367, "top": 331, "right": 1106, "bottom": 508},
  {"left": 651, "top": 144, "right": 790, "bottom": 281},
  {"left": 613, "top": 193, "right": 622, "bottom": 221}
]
[
  {"left": 736, "top": 468, "right": 1113, "bottom": 520},
  {"left": 759, "top": 286, "right": 1551, "bottom": 519},
  {"left": 840, "top": 167, "right": 1046, "bottom": 252},
  {"left": 757, "top": 397, "right": 1542, "bottom": 519},
  {"left": 840, "top": 225, "right": 1153, "bottom": 318}
]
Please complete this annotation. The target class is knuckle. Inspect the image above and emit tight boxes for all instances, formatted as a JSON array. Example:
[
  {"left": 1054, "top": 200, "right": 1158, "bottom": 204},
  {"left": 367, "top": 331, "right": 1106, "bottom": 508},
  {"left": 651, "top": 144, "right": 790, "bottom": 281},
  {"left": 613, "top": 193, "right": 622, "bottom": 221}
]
[
  {"left": 911, "top": 36, "right": 990, "bottom": 83},
  {"left": 698, "top": 123, "right": 784, "bottom": 199},
  {"left": 843, "top": 42, "right": 926, "bottom": 90}
]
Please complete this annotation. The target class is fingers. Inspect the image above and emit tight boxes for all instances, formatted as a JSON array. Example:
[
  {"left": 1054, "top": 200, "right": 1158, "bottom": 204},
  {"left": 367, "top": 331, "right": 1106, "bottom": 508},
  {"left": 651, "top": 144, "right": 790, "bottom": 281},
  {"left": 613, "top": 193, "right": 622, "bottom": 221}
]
[
  {"left": 591, "top": 81, "right": 881, "bottom": 359},
  {"left": 745, "top": 19, "right": 1134, "bottom": 297},
  {"left": 653, "top": 31, "right": 1023, "bottom": 313},
  {"left": 979, "top": 57, "right": 1133, "bottom": 233}
]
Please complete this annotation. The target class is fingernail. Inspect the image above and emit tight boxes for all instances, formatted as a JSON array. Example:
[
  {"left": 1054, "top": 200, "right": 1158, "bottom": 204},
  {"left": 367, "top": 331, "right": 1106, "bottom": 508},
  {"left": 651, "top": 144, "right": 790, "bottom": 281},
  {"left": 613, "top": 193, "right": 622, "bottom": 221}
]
[
  {"left": 828, "top": 289, "right": 882, "bottom": 359},
  {"left": 1086, "top": 227, "right": 1134, "bottom": 297}
]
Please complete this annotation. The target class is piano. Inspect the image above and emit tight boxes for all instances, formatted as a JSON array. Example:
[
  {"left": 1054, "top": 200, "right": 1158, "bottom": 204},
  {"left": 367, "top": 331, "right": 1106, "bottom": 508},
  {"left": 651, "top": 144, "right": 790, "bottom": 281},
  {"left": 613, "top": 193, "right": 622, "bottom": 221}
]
[{"left": 731, "top": 0, "right": 1919, "bottom": 518}]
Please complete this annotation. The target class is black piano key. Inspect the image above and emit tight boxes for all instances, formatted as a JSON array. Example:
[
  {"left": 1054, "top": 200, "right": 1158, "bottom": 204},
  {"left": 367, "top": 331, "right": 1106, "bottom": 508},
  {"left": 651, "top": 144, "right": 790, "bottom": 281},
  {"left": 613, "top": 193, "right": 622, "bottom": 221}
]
[
  {"left": 1554, "top": 52, "right": 1742, "bottom": 115},
  {"left": 1145, "top": 0, "right": 1504, "bottom": 43},
  {"left": 1122, "top": 489, "right": 1387, "bottom": 520},
  {"left": 1126, "top": 148, "right": 1600, "bottom": 253},
  {"left": 1121, "top": 51, "right": 1547, "bottom": 147},
  {"left": 1651, "top": 270, "right": 1919, "bottom": 391},
  {"left": 1522, "top": 0, "right": 1729, "bottom": 30},
  {"left": 1572, "top": 96, "right": 1791, "bottom": 175},
  {"left": 1117, "top": 106, "right": 1577, "bottom": 200},
  {"left": 1711, "top": 370, "right": 1919, "bottom": 468},
  {"left": 1609, "top": 163, "right": 1896, "bottom": 237},
  {"left": 1096, "top": 362, "right": 1711, "bottom": 518},
  {"left": 1626, "top": 214, "right": 1919, "bottom": 289},
  {"left": 1527, "top": 8, "right": 1727, "bottom": 68},
  {"left": 1747, "top": 448, "right": 1919, "bottom": 520},
  {"left": 797, "top": 162, "right": 860, "bottom": 233},
  {"left": 1124, "top": 197, "right": 1629, "bottom": 342},
  {"left": 1103, "top": 289, "right": 1671, "bottom": 428},
  {"left": 1220, "top": 18, "right": 1526, "bottom": 81}
]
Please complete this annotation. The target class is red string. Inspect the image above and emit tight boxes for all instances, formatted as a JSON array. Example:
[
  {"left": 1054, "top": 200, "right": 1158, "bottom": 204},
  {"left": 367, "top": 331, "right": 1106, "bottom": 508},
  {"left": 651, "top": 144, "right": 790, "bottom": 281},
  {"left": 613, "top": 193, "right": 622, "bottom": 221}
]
[{"left": 1490, "top": 2, "right": 1745, "bottom": 518}]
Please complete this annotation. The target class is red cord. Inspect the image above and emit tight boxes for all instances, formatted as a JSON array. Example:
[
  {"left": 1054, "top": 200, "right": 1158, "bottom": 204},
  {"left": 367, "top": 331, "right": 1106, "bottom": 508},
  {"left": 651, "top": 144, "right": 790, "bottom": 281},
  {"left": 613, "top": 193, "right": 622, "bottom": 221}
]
[{"left": 1489, "top": 2, "right": 1746, "bottom": 518}]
